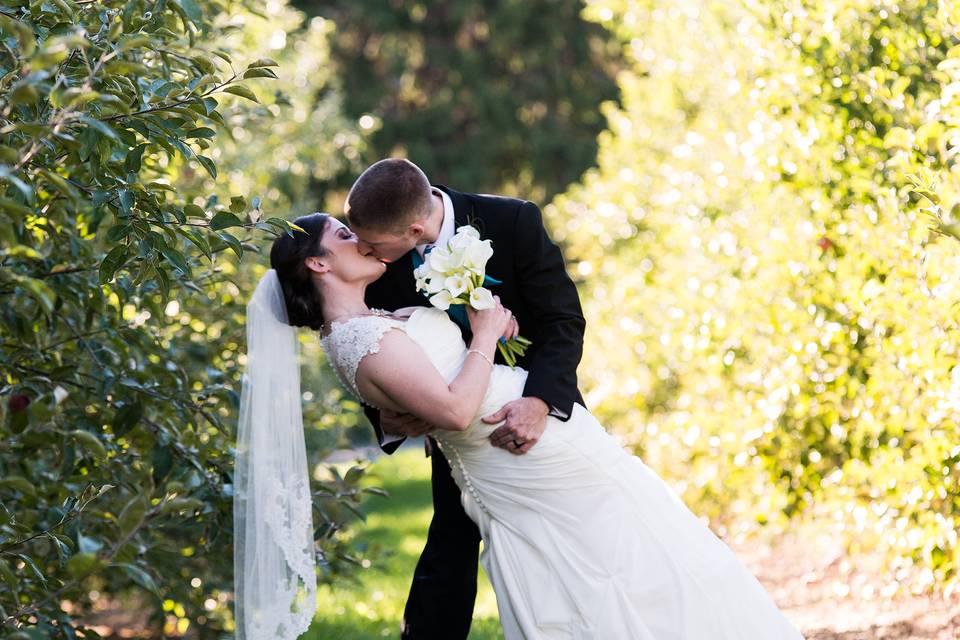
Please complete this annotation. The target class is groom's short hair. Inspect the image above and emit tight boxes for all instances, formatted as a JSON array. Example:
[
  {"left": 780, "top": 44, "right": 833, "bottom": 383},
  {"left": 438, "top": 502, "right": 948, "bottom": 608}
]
[{"left": 346, "top": 158, "right": 433, "bottom": 233}]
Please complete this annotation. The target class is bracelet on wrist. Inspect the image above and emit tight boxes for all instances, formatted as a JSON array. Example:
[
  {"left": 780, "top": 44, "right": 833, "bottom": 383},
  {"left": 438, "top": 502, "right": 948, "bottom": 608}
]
[{"left": 466, "top": 349, "right": 494, "bottom": 368}]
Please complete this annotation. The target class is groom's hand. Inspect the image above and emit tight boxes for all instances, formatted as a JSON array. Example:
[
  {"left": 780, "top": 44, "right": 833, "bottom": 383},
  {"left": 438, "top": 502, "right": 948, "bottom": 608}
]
[
  {"left": 483, "top": 397, "right": 549, "bottom": 455},
  {"left": 381, "top": 409, "right": 433, "bottom": 437}
]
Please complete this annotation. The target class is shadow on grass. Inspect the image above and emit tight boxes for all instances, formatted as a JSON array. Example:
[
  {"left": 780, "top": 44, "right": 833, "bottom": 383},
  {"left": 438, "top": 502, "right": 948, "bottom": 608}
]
[{"left": 307, "top": 449, "right": 503, "bottom": 640}]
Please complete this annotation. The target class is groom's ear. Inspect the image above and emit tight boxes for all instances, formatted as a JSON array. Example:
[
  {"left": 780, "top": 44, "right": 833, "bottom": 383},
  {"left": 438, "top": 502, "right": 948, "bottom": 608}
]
[{"left": 407, "top": 222, "right": 426, "bottom": 242}]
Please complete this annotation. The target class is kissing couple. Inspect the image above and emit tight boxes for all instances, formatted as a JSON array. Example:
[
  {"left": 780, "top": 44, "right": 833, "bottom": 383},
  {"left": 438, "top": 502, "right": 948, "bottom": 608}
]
[{"left": 233, "top": 158, "right": 804, "bottom": 639}]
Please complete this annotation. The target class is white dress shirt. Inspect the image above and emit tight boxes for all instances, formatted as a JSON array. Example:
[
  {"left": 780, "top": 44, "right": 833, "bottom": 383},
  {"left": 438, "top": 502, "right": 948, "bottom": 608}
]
[{"left": 416, "top": 187, "right": 455, "bottom": 259}]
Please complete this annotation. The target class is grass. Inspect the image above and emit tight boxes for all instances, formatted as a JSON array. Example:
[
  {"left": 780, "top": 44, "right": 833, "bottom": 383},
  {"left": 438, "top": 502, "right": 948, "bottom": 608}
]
[{"left": 307, "top": 446, "right": 503, "bottom": 639}]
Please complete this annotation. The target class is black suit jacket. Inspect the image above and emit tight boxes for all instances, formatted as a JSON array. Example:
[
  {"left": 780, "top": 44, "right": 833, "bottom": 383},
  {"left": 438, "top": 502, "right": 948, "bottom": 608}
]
[{"left": 363, "top": 185, "right": 586, "bottom": 451}]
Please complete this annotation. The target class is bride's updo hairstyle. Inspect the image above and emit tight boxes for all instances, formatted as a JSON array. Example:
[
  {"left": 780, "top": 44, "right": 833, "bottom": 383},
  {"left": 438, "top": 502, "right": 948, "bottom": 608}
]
[{"left": 270, "top": 212, "right": 331, "bottom": 331}]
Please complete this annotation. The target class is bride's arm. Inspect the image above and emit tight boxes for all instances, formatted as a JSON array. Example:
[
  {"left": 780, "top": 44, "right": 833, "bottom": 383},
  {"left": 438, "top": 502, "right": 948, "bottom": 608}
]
[{"left": 356, "top": 304, "right": 511, "bottom": 432}]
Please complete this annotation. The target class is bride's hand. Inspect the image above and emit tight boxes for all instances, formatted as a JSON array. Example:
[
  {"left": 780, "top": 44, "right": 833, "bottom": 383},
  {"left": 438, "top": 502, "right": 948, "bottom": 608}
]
[{"left": 466, "top": 296, "right": 513, "bottom": 342}]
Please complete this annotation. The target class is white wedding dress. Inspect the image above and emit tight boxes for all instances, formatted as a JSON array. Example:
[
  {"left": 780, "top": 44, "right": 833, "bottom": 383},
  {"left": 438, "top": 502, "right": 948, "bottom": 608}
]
[{"left": 321, "top": 307, "right": 804, "bottom": 639}]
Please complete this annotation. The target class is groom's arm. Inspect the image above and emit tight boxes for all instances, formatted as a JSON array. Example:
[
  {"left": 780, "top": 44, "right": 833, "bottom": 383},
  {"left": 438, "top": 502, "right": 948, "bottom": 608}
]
[
  {"left": 362, "top": 405, "right": 406, "bottom": 454},
  {"left": 513, "top": 200, "right": 585, "bottom": 421}
]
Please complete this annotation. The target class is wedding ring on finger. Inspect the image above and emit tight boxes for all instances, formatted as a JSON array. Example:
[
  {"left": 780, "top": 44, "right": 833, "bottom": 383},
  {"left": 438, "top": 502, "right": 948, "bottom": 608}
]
[{"left": 512, "top": 439, "right": 524, "bottom": 448}]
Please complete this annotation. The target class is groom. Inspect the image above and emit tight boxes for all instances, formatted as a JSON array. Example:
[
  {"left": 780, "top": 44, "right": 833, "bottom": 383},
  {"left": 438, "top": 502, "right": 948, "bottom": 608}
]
[{"left": 346, "top": 158, "right": 585, "bottom": 639}]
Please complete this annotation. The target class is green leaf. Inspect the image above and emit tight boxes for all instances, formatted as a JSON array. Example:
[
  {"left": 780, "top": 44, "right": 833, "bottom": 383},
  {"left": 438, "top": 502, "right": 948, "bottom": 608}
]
[
  {"left": 69, "top": 430, "right": 108, "bottom": 459},
  {"left": 116, "top": 562, "right": 161, "bottom": 597},
  {"left": 184, "top": 203, "right": 206, "bottom": 218},
  {"left": 0, "top": 145, "right": 18, "bottom": 164},
  {"left": 51, "top": 0, "right": 78, "bottom": 20},
  {"left": 229, "top": 195, "right": 247, "bottom": 214},
  {"left": 105, "top": 223, "right": 132, "bottom": 243},
  {"left": 151, "top": 445, "right": 174, "bottom": 484},
  {"left": 125, "top": 144, "right": 147, "bottom": 173},
  {"left": 0, "top": 165, "right": 35, "bottom": 202},
  {"left": 247, "top": 57, "right": 279, "bottom": 68},
  {"left": 66, "top": 552, "right": 102, "bottom": 578},
  {"left": 1, "top": 244, "right": 41, "bottom": 259},
  {"left": 10, "top": 80, "right": 39, "bottom": 105},
  {"left": 185, "top": 127, "right": 216, "bottom": 139},
  {"left": 210, "top": 211, "right": 244, "bottom": 231},
  {"left": 0, "top": 15, "right": 36, "bottom": 56},
  {"left": 38, "top": 169, "right": 81, "bottom": 203},
  {"left": 112, "top": 400, "right": 143, "bottom": 436},
  {"left": 99, "top": 245, "right": 129, "bottom": 284},
  {"left": 117, "top": 34, "right": 153, "bottom": 51},
  {"left": 16, "top": 553, "right": 47, "bottom": 588},
  {"left": 0, "top": 476, "right": 36, "bottom": 495},
  {"left": 344, "top": 466, "right": 364, "bottom": 485},
  {"left": 0, "top": 197, "right": 33, "bottom": 220},
  {"left": 160, "top": 497, "right": 205, "bottom": 515},
  {"left": 46, "top": 532, "right": 72, "bottom": 566},
  {"left": 118, "top": 188, "right": 134, "bottom": 215},
  {"left": 191, "top": 54, "right": 217, "bottom": 75},
  {"left": 176, "top": 0, "right": 203, "bottom": 24},
  {"left": 159, "top": 243, "right": 192, "bottom": 276},
  {"left": 215, "top": 230, "right": 244, "bottom": 259},
  {"left": 0, "top": 559, "right": 17, "bottom": 592},
  {"left": 243, "top": 67, "right": 279, "bottom": 80},
  {"left": 16, "top": 275, "right": 56, "bottom": 312},
  {"left": 222, "top": 85, "right": 259, "bottom": 103},
  {"left": 117, "top": 495, "right": 148, "bottom": 536},
  {"left": 196, "top": 155, "right": 217, "bottom": 179}
]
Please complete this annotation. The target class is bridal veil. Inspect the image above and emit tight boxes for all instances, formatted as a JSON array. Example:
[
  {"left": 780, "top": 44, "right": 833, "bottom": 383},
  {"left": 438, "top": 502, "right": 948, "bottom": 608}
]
[{"left": 234, "top": 268, "right": 316, "bottom": 639}]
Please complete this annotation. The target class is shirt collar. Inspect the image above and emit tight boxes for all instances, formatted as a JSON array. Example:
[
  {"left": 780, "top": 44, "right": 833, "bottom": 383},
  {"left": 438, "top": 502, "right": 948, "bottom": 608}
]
[{"left": 416, "top": 187, "right": 455, "bottom": 258}]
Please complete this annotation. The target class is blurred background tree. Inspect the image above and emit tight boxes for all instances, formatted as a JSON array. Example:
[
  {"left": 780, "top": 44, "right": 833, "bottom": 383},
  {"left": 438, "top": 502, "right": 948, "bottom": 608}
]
[{"left": 293, "top": 0, "right": 623, "bottom": 205}]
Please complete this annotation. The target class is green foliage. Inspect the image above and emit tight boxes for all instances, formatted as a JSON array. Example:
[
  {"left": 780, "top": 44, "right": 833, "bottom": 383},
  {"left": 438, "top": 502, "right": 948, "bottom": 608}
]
[
  {"left": 551, "top": 0, "right": 960, "bottom": 593},
  {"left": 294, "top": 0, "right": 623, "bottom": 203},
  {"left": 0, "top": 1, "right": 369, "bottom": 636}
]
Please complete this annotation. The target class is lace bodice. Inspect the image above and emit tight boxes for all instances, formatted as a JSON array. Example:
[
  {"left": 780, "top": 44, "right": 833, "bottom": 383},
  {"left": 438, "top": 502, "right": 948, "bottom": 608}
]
[
  {"left": 319, "top": 313, "right": 406, "bottom": 403},
  {"left": 319, "top": 307, "right": 528, "bottom": 435}
]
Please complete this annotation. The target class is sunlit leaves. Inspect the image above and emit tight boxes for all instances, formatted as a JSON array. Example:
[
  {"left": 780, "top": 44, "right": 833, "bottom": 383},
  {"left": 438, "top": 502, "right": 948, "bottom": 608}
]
[{"left": 561, "top": 0, "right": 960, "bottom": 596}]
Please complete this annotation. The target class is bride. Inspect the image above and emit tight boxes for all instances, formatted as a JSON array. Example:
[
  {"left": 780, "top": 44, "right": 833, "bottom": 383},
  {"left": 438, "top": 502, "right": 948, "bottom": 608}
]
[{"left": 234, "top": 212, "right": 805, "bottom": 639}]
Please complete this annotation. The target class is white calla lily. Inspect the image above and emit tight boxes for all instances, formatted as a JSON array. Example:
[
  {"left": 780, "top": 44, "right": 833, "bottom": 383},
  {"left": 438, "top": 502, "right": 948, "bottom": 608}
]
[
  {"left": 463, "top": 239, "right": 494, "bottom": 271},
  {"left": 469, "top": 287, "right": 495, "bottom": 310},
  {"left": 445, "top": 274, "right": 471, "bottom": 298},
  {"left": 450, "top": 226, "right": 480, "bottom": 251},
  {"left": 430, "top": 290, "right": 454, "bottom": 310},
  {"left": 456, "top": 225, "right": 481, "bottom": 240},
  {"left": 426, "top": 247, "right": 455, "bottom": 273},
  {"left": 425, "top": 275, "right": 446, "bottom": 294}
]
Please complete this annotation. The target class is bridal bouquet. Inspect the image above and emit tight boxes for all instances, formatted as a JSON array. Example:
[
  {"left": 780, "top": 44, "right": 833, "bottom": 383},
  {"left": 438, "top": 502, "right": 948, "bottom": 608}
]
[{"left": 414, "top": 225, "right": 531, "bottom": 367}]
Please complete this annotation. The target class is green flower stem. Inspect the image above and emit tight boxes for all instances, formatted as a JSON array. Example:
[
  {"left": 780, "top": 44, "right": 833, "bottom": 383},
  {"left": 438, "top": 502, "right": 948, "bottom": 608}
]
[{"left": 495, "top": 335, "right": 530, "bottom": 368}]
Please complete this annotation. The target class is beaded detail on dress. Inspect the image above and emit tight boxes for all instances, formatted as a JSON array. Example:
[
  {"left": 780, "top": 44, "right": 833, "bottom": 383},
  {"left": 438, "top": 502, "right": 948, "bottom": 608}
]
[{"left": 319, "top": 313, "right": 405, "bottom": 404}]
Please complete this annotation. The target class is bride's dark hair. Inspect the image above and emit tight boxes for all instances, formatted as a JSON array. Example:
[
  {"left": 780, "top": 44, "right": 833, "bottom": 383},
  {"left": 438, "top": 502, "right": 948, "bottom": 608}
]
[{"left": 270, "top": 212, "right": 332, "bottom": 331}]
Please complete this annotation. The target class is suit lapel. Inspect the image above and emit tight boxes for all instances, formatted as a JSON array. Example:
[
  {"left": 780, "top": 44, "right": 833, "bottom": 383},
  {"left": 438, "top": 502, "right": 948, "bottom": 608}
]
[{"left": 436, "top": 184, "right": 472, "bottom": 230}]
